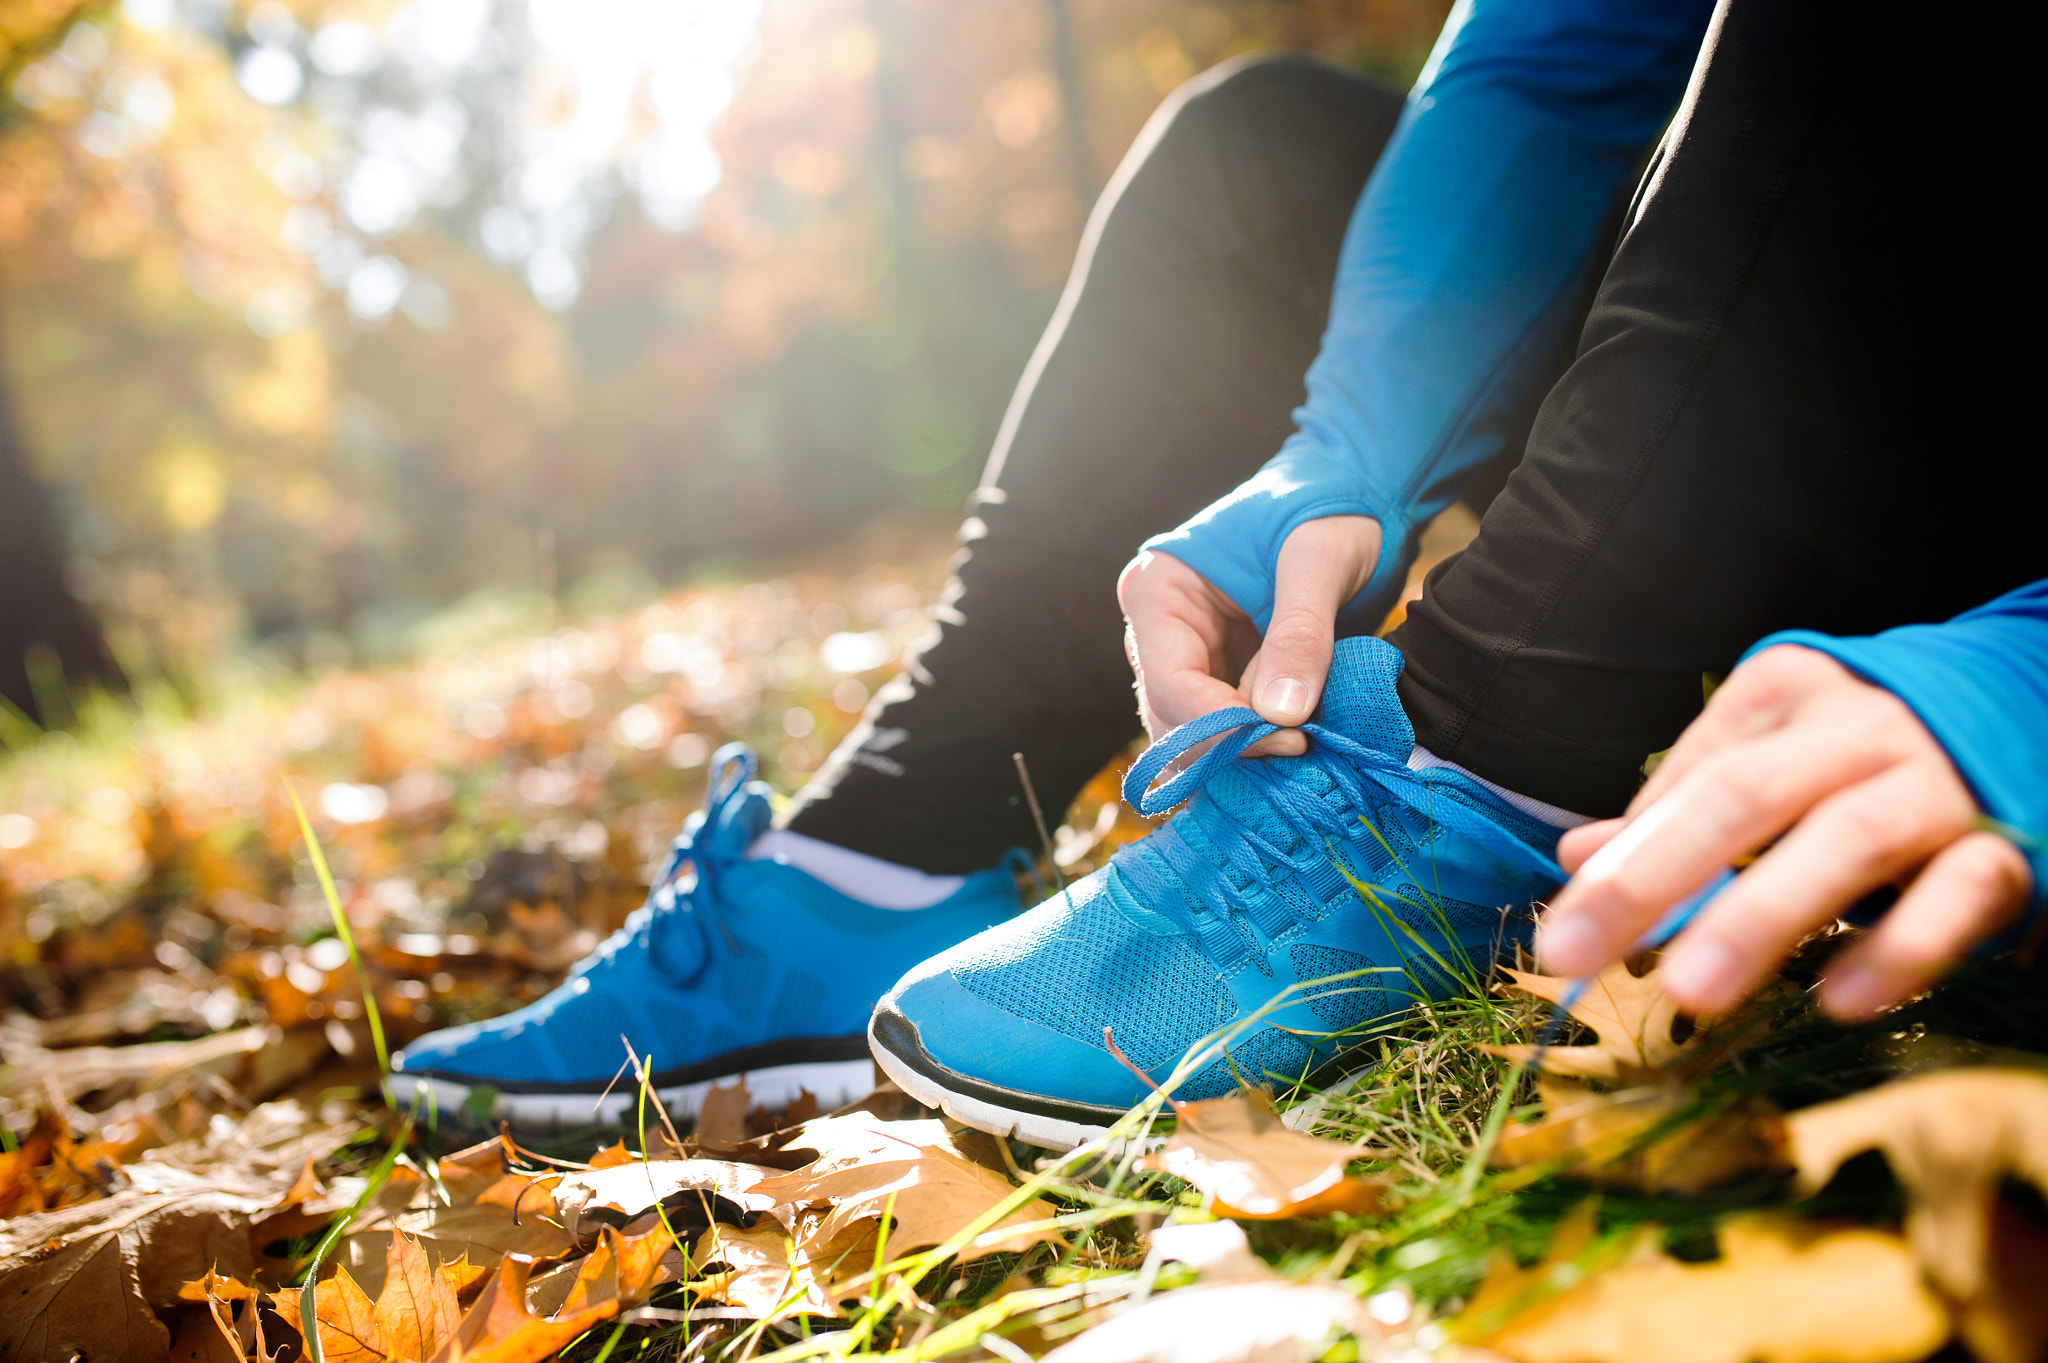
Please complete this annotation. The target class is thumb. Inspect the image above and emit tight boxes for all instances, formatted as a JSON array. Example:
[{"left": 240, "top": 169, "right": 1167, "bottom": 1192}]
[{"left": 1242, "top": 516, "right": 1383, "bottom": 729}]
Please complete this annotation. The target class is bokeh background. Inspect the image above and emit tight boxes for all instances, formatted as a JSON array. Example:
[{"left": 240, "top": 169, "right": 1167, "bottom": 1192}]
[
  {"left": 2, "top": 0, "right": 1451, "bottom": 713},
  {"left": 0, "top": 0, "right": 1461, "bottom": 1050}
]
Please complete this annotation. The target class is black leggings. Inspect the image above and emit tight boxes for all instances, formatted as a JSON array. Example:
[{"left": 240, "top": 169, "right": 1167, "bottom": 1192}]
[{"left": 788, "top": 0, "right": 2048, "bottom": 872}]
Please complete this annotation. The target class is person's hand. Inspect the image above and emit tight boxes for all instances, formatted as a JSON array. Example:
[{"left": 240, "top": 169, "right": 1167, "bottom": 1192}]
[
  {"left": 1118, "top": 515, "right": 1383, "bottom": 758},
  {"left": 1537, "top": 644, "right": 2034, "bottom": 1022}
]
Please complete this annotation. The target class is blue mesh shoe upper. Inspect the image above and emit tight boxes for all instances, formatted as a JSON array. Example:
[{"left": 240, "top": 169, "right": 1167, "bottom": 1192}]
[
  {"left": 391, "top": 744, "right": 1020, "bottom": 1093},
  {"left": 879, "top": 636, "right": 1567, "bottom": 1110}
]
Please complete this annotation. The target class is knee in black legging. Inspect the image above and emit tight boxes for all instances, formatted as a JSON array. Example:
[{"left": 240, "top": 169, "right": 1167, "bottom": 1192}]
[{"left": 1089, "top": 54, "right": 1405, "bottom": 263}]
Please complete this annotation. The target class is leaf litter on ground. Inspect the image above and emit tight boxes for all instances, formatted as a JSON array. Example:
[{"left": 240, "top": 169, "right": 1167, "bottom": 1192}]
[{"left": 11, "top": 554, "right": 2048, "bottom": 1361}]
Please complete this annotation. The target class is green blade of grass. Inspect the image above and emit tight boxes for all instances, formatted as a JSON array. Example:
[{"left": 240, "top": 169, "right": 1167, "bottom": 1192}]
[
  {"left": 286, "top": 780, "right": 390, "bottom": 1076},
  {"left": 296, "top": 1102, "right": 417, "bottom": 1362}
]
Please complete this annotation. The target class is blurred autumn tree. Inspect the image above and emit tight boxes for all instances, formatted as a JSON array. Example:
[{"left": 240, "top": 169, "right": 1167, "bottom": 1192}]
[
  {"left": 0, "top": 0, "right": 1449, "bottom": 718},
  {"left": 0, "top": 0, "right": 125, "bottom": 723}
]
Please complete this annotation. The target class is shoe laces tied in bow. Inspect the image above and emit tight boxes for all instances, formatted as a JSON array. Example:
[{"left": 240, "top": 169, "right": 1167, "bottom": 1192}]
[
  {"left": 1111, "top": 705, "right": 1564, "bottom": 968},
  {"left": 584, "top": 742, "right": 759, "bottom": 983}
]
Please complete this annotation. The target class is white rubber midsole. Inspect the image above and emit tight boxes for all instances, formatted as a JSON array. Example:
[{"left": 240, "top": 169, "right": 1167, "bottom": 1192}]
[
  {"left": 868, "top": 1026, "right": 1115, "bottom": 1152},
  {"left": 387, "top": 1058, "right": 878, "bottom": 1136}
]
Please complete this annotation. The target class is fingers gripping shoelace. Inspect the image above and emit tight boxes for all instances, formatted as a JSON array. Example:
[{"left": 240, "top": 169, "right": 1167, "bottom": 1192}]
[
  {"left": 587, "top": 742, "right": 756, "bottom": 983},
  {"left": 1112, "top": 707, "right": 1565, "bottom": 965}
]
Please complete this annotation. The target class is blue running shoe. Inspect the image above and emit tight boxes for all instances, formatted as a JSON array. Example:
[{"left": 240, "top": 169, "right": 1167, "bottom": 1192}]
[
  {"left": 869, "top": 636, "right": 1565, "bottom": 1149},
  {"left": 389, "top": 744, "right": 1020, "bottom": 1133}
]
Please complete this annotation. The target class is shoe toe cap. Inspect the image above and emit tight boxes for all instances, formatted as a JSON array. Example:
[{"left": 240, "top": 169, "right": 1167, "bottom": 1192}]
[
  {"left": 879, "top": 941, "right": 1157, "bottom": 1111},
  {"left": 392, "top": 1010, "right": 570, "bottom": 1085}
]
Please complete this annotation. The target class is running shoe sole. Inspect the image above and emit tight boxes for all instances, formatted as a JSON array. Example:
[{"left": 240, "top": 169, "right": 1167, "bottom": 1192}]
[
  {"left": 868, "top": 1002, "right": 1126, "bottom": 1150},
  {"left": 387, "top": 1035, "right": 876, "bottom": 1136}
]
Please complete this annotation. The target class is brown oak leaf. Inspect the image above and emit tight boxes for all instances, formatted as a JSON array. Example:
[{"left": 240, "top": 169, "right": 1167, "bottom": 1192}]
[
  {"left": 752, "top": 1114, "right": 1058, "bottom": 1269},
  {"left": 1491, "top": 1075, "right": 1785, "bottom": 1194},
  {"left": 0, "top": 1168, "right": 288, "bottom": 1363},
  {"left": 1467, "top": 1215, "right": 1948, "bottom": 1363},
  {"left": 551, "top": 1157, "right": 774, "bottom": 1236},
  {"left": 1138, "top": 1091, "right": 1387, "bottom": 1219},
  {"left": 693, "top": 1220, "right": 845, "bottom": 1321},
  {"left": 1487, "top": 964, "right": 1690, "bottom": 1081},
  {"left": 1787, "top": 1067, "right": 2048, "bottom": 1363},
  {"left": 696, "top": 1075, "right": 752, "bottom": 1147}
]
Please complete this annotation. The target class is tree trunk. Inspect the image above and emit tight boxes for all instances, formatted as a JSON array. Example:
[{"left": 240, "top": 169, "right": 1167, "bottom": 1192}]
[{"left": 0, "top": 323, "right": 120, "bottom": 726}]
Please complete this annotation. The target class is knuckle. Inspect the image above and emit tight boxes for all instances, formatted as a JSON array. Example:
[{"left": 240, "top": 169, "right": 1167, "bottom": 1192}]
[
  {"left": 1693, "top": 750, "right": 1773, "bottom": 814},
  {"left": 1954, "top": 836, "right": 2032, "bottom": 903},
  {"left": 1822, "top": 797, "right": 1915, "bottom": 858},
  {"left": 1736, "top": 644, "right": 1814, "bottom": 690},
  {"left": 1262, "top": 608, "right": 1329, "bottom": 653}
]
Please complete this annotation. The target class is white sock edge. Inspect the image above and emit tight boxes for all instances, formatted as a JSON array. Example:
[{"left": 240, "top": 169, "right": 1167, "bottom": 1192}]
[
  {"left": 1406, "top": 746, "right": 1594, "bottom": 831},
  {"left": 747, "top": 829, "right": 968, "bottom": 910}
]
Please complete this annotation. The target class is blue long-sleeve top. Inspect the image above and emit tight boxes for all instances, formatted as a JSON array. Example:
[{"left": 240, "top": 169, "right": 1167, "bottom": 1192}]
[
  {"left": 1144, "top": 0, "right": 1715, "bottom": 627},
  {"left": 1143, "top": 0, "right": 2046, "bottom": 906},
  {"left": 1750, "top": 587, "right": 2048, "bottom": 913}
]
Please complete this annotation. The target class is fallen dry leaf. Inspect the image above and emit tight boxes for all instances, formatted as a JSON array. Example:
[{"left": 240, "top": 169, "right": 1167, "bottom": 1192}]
[
  {"left": 375, "top": 1229, "right": 467, "bottom": 1359},
  {"left": 0, "top": 1026, "right": 270, "bottom": 1111},
  {"left": 1787, "top": 1068, "right": 2048, "bottom": 1302},
  {"left": 335, "top": 1163, "right": 578, "bottom": 1296},
  {"left": 272, "top": 1265, "right": 385, "bottom": 1363},
  {"left": 1488, "top": 964, "right": 1687, "bottom": 1081},
  {"left": 562, "top": 1225, "right": 677, "bottom": 1312},
  {"left": 752, "top": 1114, "right": 1058, "bottom": 1267},
  {"left": 424, "top": 1253, "right": 615, "bottom": 1363},
  {"left": 1492, "top": 1075, "right": 1784, "bottom": 1194},
  {"left": 271, "top": 1231, "right": 486, "bottom": 1363},
  {"left": 1469, "top": 1214, "right": 1948, "bottom": 1363},
  {"left": 178, "top": 1267, "right": 280, "bottom": 1363},
  {"left": 1145, "top": 1219, "right": 1269, "bottom": 1283},
  {"left": 0, "top": 1160, "right": 308, "bottom": 1363},
  {"left": 1139, "top": 1091, "right": 1386, "bottom": 1219},
  {"left": 1039, "top": 1279, "right": 1375, "bottom": 1363},
  {"left": 1953, "top": 1196, "right": 2048, "bottom": 1363},
  {"left": 1489, "top": 965, "right": 1787, "bottom": 1085},
  {"left": 552, "top": 1157, "right": 773, "bottom": 1236},
  {"left": 587, "top": 1142, "right": 636, "bottom": 1169},
  {"left": 693, "top": 1220, "right": 844, "bottom": 1320},
  {"left": 696, "top": 1075, "right": 751, "bottom": 1146}
]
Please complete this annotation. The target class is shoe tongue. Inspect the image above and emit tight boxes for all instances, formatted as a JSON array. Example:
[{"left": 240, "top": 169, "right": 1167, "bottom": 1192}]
[
  {"left": 1177, "top": 636, "right": 1413, "bottom": 872},
  {"left": 1309, "top": 636, "right": 1414, "bottom": 757},
  {"left": 717, "top": 783, "right": 774, "bottom": 848}
]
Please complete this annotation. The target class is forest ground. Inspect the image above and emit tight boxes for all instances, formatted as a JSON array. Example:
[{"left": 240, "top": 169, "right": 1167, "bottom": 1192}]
[{"left": 2, "top": 526, "right": 2045, "bottom": 1363}]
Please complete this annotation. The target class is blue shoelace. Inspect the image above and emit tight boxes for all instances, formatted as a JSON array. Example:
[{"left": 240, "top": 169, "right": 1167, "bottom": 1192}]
[
  {"left": 582, "top": 742, "right": 759, "bottom": 983},
  {"left": 1112, "top": 706, "right": 1565, "bottom": 970}
]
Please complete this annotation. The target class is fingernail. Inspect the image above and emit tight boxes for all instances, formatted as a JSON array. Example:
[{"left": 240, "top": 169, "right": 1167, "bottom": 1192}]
[
  {"left": 1659, "top": 938, "right": 1738, "bottom": 1006},
  {"left": 1535, "top": 915, "right": 1606, "bottom": 975},
  {"left": 1259, "top": 676, "right": 1310, "bottom": 720},
  {"left": 1822, "top": 965, "right": 1887, "bottom": 1019}
]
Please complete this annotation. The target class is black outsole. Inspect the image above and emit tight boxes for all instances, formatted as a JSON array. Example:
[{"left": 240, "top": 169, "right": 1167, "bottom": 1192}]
[{"left": 869, "top": 1002, "right": 1129, "bottom": 1129}]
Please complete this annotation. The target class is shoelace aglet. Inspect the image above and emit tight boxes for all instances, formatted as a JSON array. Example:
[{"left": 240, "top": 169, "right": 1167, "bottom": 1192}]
[{"left": 1527, "top": 867, "right": 1737, "bottom": 1069}]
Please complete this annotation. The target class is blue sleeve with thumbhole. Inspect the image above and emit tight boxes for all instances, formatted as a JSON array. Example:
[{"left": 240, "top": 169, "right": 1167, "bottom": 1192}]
[
  {"left": 1141, "top": 0, "right": 1714, "bottom": 630},
  {"left": 1745, "top": 580, "right": 2048, "bottom": 917}
]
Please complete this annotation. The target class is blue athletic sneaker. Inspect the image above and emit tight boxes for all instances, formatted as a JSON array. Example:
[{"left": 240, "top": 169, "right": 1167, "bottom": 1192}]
[
  {"left": 869, "top": 636, "right": 1566, "bottom": 1149},
  {"left": 389, "top": 744, "right": 1020, "bottom": 1133}
]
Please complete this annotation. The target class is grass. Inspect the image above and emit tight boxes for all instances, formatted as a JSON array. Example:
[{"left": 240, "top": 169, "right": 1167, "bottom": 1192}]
[
  {"left": 535, "top": 927, "right": 2048, "bottom": 1363},
  {"left": 8, "top": 555, "right": 2047, "bottom": 1360}
]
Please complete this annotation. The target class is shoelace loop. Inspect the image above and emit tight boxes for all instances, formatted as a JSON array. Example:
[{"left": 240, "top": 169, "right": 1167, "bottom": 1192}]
[
  {"left": 1113, "top": 706, "right": 1563, "bottom": 963},
  {"left": 586, "top": 742, "right": 758, "bottom": 983}
]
